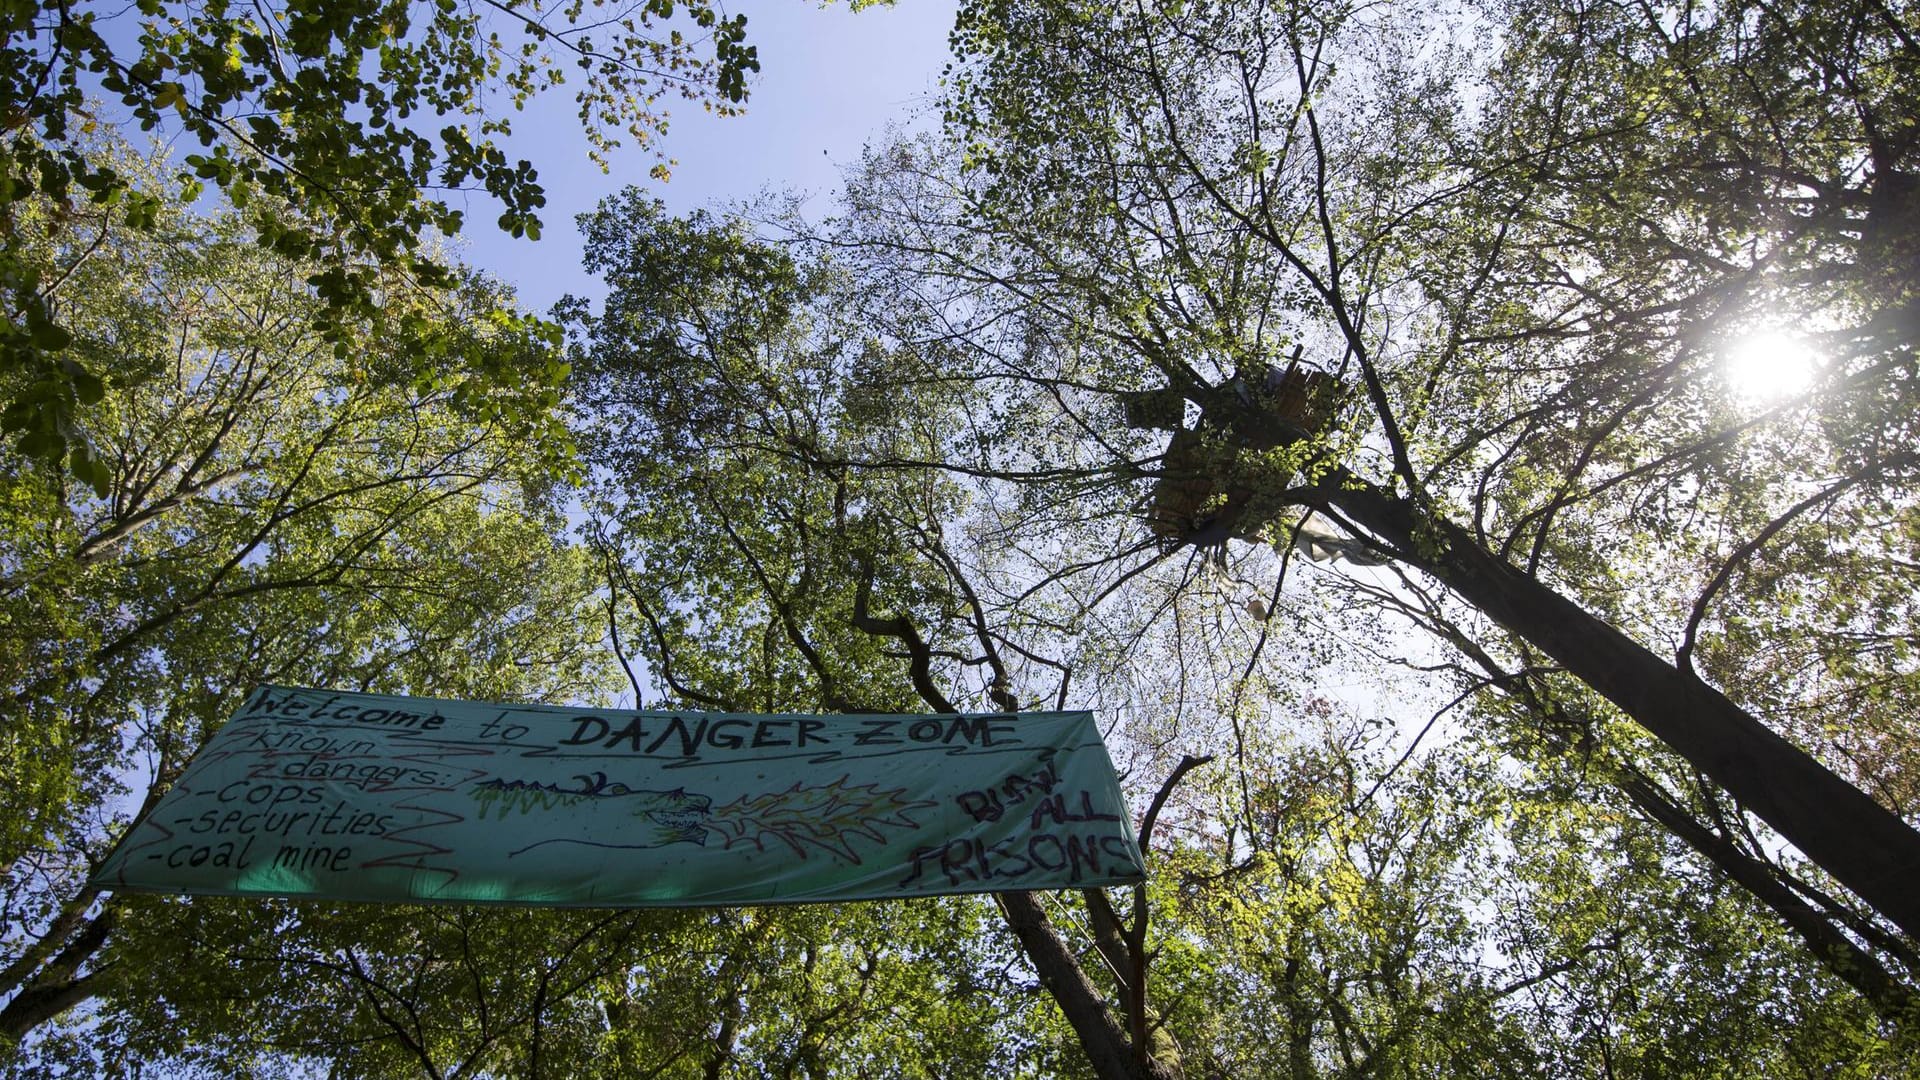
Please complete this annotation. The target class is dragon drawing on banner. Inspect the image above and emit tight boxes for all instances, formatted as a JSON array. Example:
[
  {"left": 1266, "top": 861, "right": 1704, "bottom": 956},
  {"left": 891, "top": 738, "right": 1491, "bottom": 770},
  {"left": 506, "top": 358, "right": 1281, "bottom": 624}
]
[{"left": 470, "top": 772, "right": 937, "bottom": 864}]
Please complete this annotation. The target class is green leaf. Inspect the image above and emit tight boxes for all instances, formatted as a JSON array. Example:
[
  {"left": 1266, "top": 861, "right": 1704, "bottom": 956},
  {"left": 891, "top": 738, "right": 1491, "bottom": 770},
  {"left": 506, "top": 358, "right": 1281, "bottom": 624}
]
[{"left": 29, "top": 321, "right": 72, "bottom": 351}]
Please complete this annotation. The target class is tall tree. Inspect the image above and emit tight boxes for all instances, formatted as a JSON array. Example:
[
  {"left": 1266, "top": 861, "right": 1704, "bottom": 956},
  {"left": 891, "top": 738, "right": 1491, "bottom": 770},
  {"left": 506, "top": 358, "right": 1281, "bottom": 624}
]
[
  {"left": 886, "top": 0, "right": 1920, "bottom": 947},
  {"left": 4, "top": 176, "right": 1112, "bottom": 1077},
  {"left": 0, "top": 147, "right": 610, "bottom": 1054},
  {"left": 564, "top": 193, "right": 1915, "bottom": 1075}
]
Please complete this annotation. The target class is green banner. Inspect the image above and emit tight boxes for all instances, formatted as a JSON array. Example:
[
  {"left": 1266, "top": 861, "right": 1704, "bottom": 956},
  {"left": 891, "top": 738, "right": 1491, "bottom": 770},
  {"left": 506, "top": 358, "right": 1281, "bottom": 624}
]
[{"left": 92, "top": 687, "right": 1145, "bottom": 906}]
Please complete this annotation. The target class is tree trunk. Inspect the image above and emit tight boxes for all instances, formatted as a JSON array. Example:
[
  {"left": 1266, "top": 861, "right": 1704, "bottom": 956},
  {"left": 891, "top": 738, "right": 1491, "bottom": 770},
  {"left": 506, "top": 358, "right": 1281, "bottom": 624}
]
[
  {"left": 995, "top": 891, "right": 1180, "bottom": 1080},
  {"left": 0, "top": 906, "right": 115, "bottom": 1041},
  {"left": 863, "top": 594, "right": 1180, "bottom": 1080},
  {"left": 0, "top": 974, "right": 102, "bottom": 1043},
  {"left": 1307, "top": 470, "right": 1920, "bottom": 942},
  {"left": 1617, "top": 771, "right": 1920, "bottom": 1024}
]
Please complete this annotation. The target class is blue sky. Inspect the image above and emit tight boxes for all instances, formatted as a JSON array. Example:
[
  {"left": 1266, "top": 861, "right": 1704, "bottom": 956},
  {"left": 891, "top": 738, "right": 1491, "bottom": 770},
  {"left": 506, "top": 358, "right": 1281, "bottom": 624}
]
[{"left": 455, "top": 0, "right": 959, "bottom": 315}]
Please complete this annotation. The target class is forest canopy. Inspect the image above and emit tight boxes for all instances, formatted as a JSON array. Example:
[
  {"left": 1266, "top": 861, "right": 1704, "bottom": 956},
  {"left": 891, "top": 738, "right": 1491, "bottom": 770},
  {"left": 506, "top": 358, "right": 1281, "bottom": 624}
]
[{"left": 3, "top": 0, "right": 1918, "bottom": 1076}]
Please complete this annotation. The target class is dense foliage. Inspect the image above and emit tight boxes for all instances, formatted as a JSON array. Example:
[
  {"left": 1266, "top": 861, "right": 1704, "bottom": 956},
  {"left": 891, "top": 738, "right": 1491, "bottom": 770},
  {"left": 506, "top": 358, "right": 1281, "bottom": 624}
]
[
  {"left": 3, "top": 0, "right": 1917, "bottom": 1075},
  {"left": 2, "top": 0, "right": 772, "bottom": 482}
]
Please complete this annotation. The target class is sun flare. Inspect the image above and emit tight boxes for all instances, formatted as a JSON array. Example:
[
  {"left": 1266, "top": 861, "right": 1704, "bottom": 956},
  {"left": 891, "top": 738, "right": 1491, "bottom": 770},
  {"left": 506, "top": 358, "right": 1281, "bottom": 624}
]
[{"left": 1725, "top": 331, "right": 1819, "bottom": 400}]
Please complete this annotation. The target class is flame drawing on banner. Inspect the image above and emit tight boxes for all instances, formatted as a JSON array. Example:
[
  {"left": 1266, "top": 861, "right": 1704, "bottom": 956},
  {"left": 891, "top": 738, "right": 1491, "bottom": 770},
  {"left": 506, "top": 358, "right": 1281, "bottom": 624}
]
[
  {"left": 707, "top": 776, "right": 938, "bottom": 864},
  {"left": 471, "top": 773, "right": 935, "bottom": 864}
]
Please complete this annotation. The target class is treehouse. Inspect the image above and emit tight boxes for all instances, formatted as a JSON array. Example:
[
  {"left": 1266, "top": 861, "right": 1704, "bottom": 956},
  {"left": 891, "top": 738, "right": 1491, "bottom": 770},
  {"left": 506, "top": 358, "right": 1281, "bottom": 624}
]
[{"left": 1132, "top": 361, "right": 1342, "bottom": 547}]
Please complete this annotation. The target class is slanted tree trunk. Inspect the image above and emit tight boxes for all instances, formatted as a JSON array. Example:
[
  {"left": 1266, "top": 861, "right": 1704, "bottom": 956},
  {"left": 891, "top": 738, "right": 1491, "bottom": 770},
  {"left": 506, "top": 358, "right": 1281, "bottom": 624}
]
[
  {"left": 1616, "top": 770, "right": 1920, "bottom": 1024},
  {"left": 1295, "top": 464, "right": 1920, "bottom": 942},
  {"left": 1396, "top": 596, "right": 1920, "bottom": 1021},
  {"left": 0, "top": 905, "right": 116, "bottom": 1041}
]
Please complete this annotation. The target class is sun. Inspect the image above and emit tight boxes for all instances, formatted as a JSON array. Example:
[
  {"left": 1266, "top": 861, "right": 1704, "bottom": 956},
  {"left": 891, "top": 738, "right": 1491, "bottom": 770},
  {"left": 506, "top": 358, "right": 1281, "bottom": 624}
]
[{"left": 1724, "top": 330, "right": 1820, "bottom": 400}]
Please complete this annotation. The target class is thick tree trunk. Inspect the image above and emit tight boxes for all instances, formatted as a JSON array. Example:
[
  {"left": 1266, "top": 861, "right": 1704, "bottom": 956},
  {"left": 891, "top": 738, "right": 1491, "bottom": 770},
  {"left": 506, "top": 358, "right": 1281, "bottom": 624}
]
[
  {"left": 1307, "top": 471, "right": 1920, "bottom": 942},
  {"left": 0, "top": 974, "right": 101, "bottom": 1043},
  {"left": 0, "top": 906, "right": 115, "bottom": 1041}
]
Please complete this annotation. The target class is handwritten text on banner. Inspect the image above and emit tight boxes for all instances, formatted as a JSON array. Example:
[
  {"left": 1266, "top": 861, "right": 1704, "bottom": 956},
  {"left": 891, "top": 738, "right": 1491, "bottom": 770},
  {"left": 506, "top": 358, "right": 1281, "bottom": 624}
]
[{"left": 92, "top": 687, "right": 1145, "bottom": 906}]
